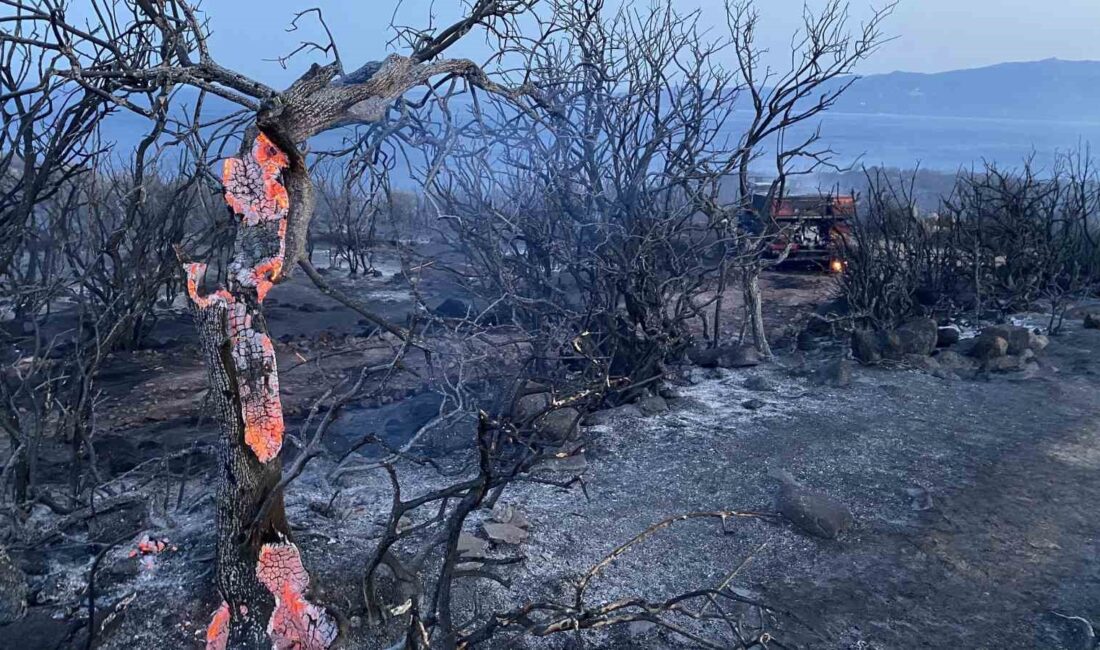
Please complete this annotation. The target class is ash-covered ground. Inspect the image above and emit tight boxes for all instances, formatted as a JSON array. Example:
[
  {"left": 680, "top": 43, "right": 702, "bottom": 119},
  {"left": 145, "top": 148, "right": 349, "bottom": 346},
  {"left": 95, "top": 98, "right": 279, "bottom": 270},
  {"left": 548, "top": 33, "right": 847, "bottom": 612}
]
[{"left": 4, "top": 266, "right": 1099, "bottom": 649}]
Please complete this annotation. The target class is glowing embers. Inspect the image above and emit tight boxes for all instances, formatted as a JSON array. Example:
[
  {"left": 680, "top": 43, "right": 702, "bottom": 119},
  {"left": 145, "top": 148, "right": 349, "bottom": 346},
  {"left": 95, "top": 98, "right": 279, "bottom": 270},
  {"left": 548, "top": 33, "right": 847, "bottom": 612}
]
[
  {"left": 257, "top": 542, "right": 337, "bottom": 650},
  {"left": 205, "top": 602, "right": 230, "bottom": 650},
  {"left": 185, "top": 263, "right": 232, "bottom": 309},
  {"left": 227, "top": 301, "right": 285, "bottom": 463},
  {"left": 223, "top": 132, "right": 289, "bottom": 227}
]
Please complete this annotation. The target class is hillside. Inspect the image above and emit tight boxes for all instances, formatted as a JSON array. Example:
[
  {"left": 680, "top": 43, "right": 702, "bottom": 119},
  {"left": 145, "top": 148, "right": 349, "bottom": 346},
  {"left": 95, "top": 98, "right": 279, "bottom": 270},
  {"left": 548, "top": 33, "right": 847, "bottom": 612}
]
[{"left": 832, "top": 58, "right": 1100, "bottom": 122}]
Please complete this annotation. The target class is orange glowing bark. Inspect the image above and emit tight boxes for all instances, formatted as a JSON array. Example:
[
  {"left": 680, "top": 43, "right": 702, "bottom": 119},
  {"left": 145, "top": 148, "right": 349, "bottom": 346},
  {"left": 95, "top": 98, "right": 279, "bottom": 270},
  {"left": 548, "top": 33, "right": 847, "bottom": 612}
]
[
  {"left": 257, "top": 542, "right": 337, "bottom": 650},
  {"left": 206, "top": 602, "right": 231, "bottom": 650},
  {"left": 189, "top": 133, "right": 290, "bottom": 463},
  {"left": 193, "top": 133, "right": 332, "bottom": 648}
]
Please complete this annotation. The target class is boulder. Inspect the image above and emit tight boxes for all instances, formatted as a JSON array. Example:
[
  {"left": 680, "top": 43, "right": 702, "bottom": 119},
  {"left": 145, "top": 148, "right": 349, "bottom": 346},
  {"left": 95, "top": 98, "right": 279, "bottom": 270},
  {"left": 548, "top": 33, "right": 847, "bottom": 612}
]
[
  {"left": 636, "top": 395, "right": 669, "bottom": 416},
  {"left": 769, "top": 469, "right": 853, "bottom": 540},
  {"left": 582, "top": 403, "right": 643, "bottom": 426},
  {"left": 0, "top": 546, "right": 27, "bottom": 624},
  {"left": 981, "top": 325, "right": 1032, "bottom": 356},
  {"left": 934, "top": 350, "right": 975, "bottom": 371},
  {"left": 433, "top": 297, "right": 471, "bottom": 319},
  {"left": 968, "top": 334, "right": 1009, "bottom": 360},
  {"left": 741, "top": 398, "right": 767, "bottom": 411},
  {"left": 1029, "top": 332, "right": 1050, "bottom": 352},
  {"left": 1085, "top": 312, "right": 1100, "bottom": 329},
  {"left": 688, "top": 345, "right": 761, "bottom": 369},
  {"left": 851, "top": 330, "right": 881, "bottom": 365},
  {"left": 895, "top": 318, "right": 938, "bottom": 356},
  {"left": 936, "top": 326, "right": 961, "bottom": 348},
  {"left": 535, "top": 407, "right": 580, "bottom": 439},
  {"left": 814, "top": 358, "right": 852, "bottom": 388},
  {"left": 512, "top": 390, "right": 551, "bottom": 422}
]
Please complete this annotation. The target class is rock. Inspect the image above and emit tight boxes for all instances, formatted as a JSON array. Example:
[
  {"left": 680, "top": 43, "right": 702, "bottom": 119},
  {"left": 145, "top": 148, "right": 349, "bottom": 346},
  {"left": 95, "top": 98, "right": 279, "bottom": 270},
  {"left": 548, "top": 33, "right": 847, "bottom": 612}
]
[
  {"left": 968, "top": 334, "right": 1008, "bottom": 360},
  {"left": 743, "top": 375, "right": 776, "bottom": 392},
  {"left": 456, "top": 533, "right": 488, "bottom": 559},
  {"left": 513, "top": 389, "right": 551, "bottom": 422},
  {"left": 769, "top": 469, "right": 853, "bottom": 540},
  {"left": 896, "top": 318, "right": 938, "bottom": 356},
  {"left": 1029, "top": 332, "right": 1050, "bottom": 352},
  {"left": 985, "top": 354, "right": 1026, "bottom": 373},
  {"left": 433, "top": 297, "right": 470, "bottom": 319},
  {"left": 0, "top": 546, "right": 27, "bottom": 624},
  {"left": 905, "top": 353, "right": 940, "bottom": 372},
  {"left": 636, "top": 395, "right": 669, "bottom": 416},
  {"left": 796, "top": 330, "right": 819, "bottom": 351},
  {"left": 905, "top": 486, "right": 933, "bottom": 511},
  {"left": 877, "top": 330, "right": 906, "bottom": 360},
  {"left": 981, "top": 325, "right": 1032, "bottom": 355},
  {"left": 741, "top": 398, "right": 767, "bottom": 411},
  {"left": 851, "top": 329, "right": 881, "bottom": 365},
  {"left": 814, "top": 358, "right": 852, "bottom": 387},
  {"left": 483, "top": 522, "right": 529, "bottom": 545},
  {"left": 582, "top": 403, "right": 643, "bottom": 426},
  {"left": 535, "top": 407, "right": 580, "bottom": 439},
  {"left": 934, "top": 350, "right": 975, "bottom": 371},
  {"left": 936, "top": 326, "right": 961, "bottom": 348},
  {"left": 1085, "top": 312, "right": 1100, "bottom": 329},
  {"left": 490, "top": 504, "right": 530, "bottom": 529},
  {"left": 688, "top": 345, "right": 760, "bottom": 369}
]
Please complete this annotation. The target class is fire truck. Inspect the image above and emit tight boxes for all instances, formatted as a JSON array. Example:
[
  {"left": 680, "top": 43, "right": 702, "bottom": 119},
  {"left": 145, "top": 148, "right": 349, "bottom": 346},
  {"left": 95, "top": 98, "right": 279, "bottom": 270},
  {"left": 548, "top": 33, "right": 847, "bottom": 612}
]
[{"left": 743, "top": 191, "right": 855, "bottom": 272}]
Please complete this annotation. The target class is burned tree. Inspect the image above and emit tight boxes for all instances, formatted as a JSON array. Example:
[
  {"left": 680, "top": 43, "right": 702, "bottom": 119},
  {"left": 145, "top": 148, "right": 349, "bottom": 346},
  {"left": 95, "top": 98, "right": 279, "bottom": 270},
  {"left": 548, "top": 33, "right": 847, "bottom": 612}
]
[{"left": 0, "top": 1, "right": 538, "bottom": 646}]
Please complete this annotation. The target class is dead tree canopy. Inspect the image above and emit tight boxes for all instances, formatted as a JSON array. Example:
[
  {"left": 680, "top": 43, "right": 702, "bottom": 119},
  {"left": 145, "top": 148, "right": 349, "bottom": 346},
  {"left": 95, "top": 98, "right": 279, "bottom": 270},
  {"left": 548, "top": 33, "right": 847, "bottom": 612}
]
[{"left": 1, "top": 0, "right": 537, "bottom": 280}]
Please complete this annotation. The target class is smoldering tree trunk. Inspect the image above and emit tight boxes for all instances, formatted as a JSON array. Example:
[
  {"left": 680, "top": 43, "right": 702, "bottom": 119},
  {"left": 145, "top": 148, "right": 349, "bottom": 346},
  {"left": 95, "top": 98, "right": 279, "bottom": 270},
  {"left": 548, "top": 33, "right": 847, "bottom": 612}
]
[
  {"left": 194, "top": 304, "right": 284, "bottom": 646},
  {"left": 189, "top": 133, "right": 335, "bottom": 650},
  {"left": 742, "top": 266, "right": 771, "bottom": 357}
]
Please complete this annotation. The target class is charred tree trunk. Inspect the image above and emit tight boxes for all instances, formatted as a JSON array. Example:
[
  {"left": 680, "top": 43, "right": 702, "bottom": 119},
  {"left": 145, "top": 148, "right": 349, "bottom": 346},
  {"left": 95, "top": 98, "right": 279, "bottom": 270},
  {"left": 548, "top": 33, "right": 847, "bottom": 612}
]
[
  {"left": 189, "top": 134, "right": 335, "bottom": 650},
  {"left": 742, "top": 265, "right": 771, "bottom": 358}
]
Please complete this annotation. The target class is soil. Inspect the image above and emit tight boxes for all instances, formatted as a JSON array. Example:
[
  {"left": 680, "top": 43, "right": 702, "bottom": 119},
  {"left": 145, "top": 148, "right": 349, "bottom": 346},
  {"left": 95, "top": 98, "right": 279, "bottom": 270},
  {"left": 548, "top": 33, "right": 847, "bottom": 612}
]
[{"left": 2, "top": 262, "right": 1098, "bottom": 649}]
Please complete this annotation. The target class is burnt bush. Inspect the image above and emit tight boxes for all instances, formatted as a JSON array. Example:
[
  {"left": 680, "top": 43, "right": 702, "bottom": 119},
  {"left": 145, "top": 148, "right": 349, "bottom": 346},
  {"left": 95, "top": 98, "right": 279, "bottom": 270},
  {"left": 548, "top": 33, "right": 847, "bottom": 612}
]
[{"left": 840, "top": 154, "right": 1100, "bottom": 332}]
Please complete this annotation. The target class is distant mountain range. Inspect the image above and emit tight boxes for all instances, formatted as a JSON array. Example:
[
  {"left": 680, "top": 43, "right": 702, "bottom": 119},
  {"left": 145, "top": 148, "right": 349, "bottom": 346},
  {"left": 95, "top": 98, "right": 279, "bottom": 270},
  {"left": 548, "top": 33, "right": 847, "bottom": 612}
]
[{"left": 830, "top": 58, "right": 1100, "bottom": 123}]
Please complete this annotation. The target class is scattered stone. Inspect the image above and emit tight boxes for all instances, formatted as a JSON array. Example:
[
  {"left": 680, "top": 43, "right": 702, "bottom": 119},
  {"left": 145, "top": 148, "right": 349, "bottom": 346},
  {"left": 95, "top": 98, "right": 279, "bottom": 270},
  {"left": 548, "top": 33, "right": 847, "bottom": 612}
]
[
  {"left": 535, "top": 407, "right": 580, "bottom": 440},
  {"left": 982, "top": 325, "right": 1032, "bottom": 355},
  {"left": 433, "top": 297, "right": 471, "bottom": 319},
  {"left": 636, "top": 395, "right": 669, "bottom": 416},
  {"left": 905, "top": 486, "right": 933, "bottom": 511},
  {"left": 905, "top": 353, "right": 941, "bottom": 372},
  {"left": 490, "top": 504, "right": 530, "bottom": 529},
  {"left": 1085, "top": 313, "right": 1100, "bottom": 329},
  {"left": 582, "top": 404, "right": 643, "bottom": 426},
  {"left": 688, "top": 345, "right": 761, "bottom": 369},
  {"left": 483, "top": 522, "right": 529, "bottom": 545},
  {"left": 968, "top": 334, "right": 1008, "bottom": 360},
  {"left": 512, "top": 388, "right": 550, "bottom": 421},
  {"left": 851, "top": 329, "right": 881, "bottom": 365},
  {"left": 1029, "top": 332, "right": 1050, "bottom": 352},
  {"left": 0, "top": 546, "right": 27, "bottom": 624},
  {"left": 742, "top": 398, "right": 767, "bottom": 410},
  {"left": 456, "top": 533, "right": 488, "bottom": 559},
  {"left": 814, "top": 358, "right": 852, "bottom": 388},
  {"left": 769, "top": 469, "right": 853, "bottom": 540},
  {"left": 895, "top": 318, "right": 938, "bottom": 356},
  {"left": 743, "top": 375, "right": 776, "bottom": 392},
  {"left": 936, "top": 326, "right": 961, "bottom": 348}
]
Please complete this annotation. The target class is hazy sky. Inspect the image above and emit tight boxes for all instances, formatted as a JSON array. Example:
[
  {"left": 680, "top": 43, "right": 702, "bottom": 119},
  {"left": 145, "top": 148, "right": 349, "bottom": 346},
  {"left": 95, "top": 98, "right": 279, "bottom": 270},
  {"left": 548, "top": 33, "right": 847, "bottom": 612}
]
[{"left": 195, "top": 0, "right": 1100, "bottom": 88}]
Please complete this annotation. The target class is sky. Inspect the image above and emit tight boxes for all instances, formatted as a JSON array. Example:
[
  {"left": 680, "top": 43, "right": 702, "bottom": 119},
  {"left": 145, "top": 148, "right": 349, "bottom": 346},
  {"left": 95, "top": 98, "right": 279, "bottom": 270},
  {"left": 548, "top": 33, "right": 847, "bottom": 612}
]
[{"left": 192, "top": 0, "right": 1100, "bottom": 89}]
